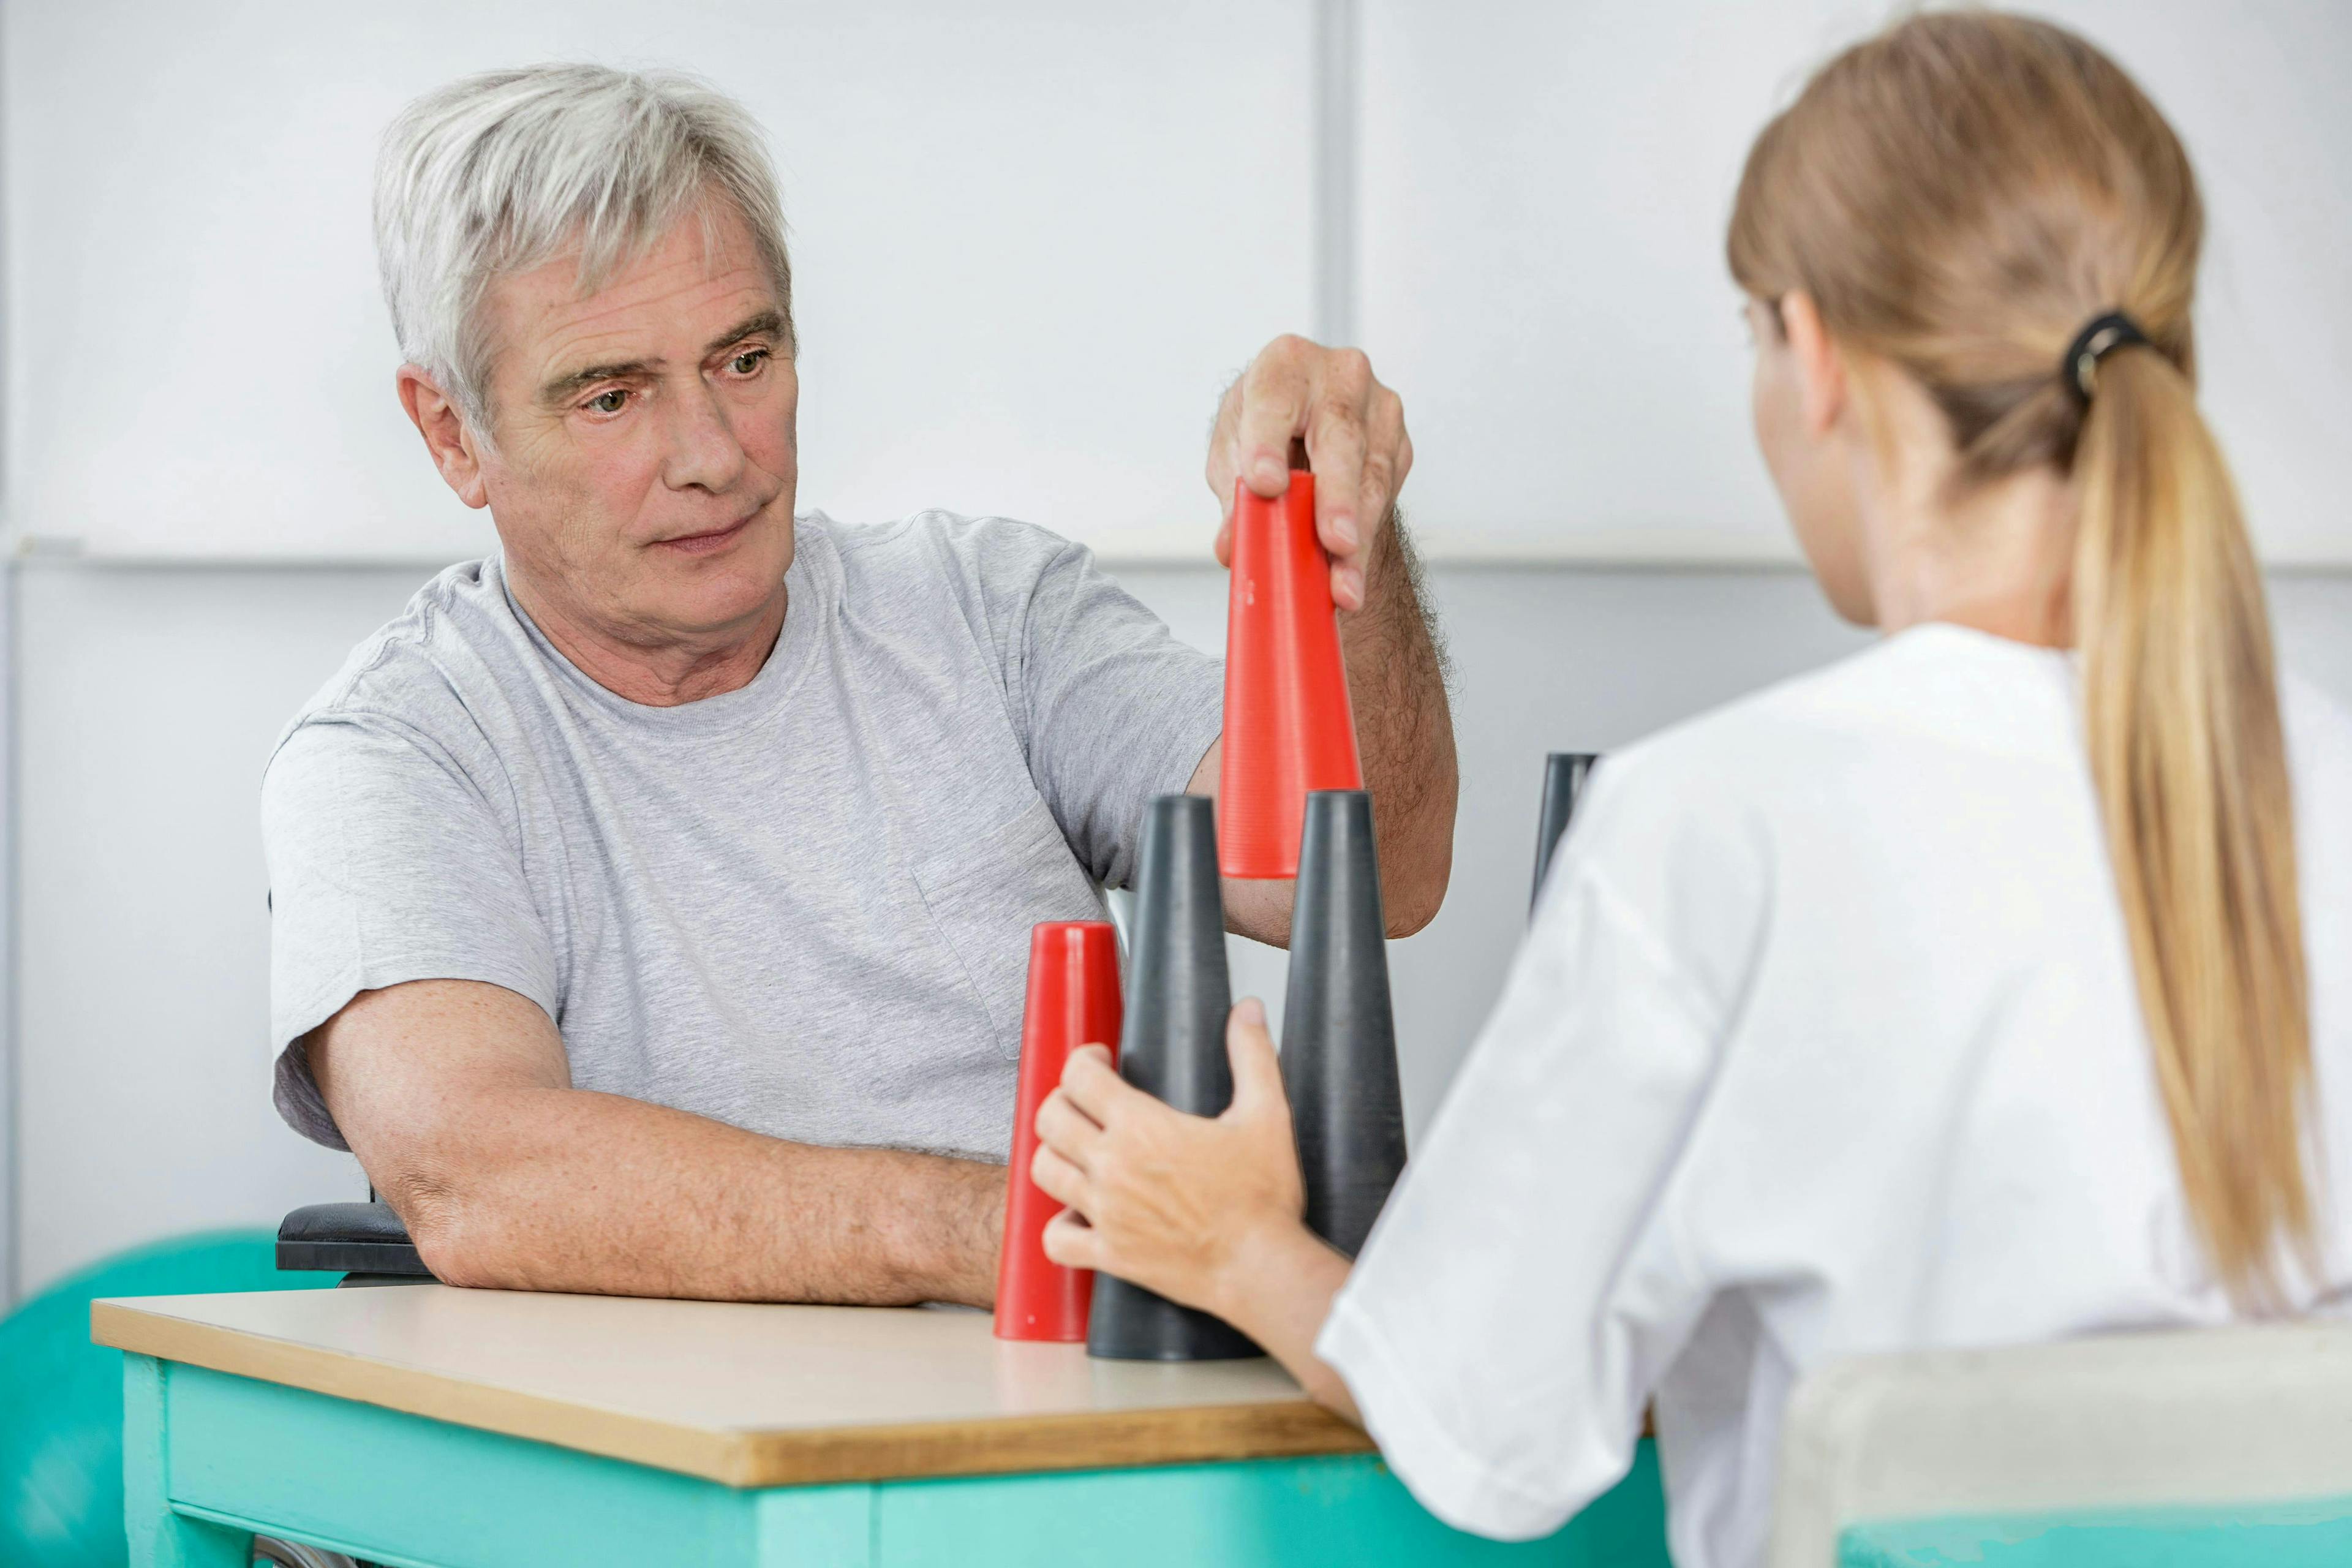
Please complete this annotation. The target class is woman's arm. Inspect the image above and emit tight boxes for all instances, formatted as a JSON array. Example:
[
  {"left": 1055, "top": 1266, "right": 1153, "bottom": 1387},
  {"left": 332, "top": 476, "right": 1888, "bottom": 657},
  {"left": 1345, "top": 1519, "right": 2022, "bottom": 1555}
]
[
  {"left": 1030, "top": 1000, "right": 1364, "bottom": 1423},
  {"left": 1200, "top": 1206, "right": 1363, "bottom": 1422}
]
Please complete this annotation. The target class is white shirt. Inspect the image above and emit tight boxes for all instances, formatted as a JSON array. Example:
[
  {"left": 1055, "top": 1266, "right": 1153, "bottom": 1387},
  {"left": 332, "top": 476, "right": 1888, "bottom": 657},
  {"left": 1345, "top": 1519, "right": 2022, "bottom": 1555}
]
[{"left": 1316, "top": 624, "right": 2352, "bottom": 1568}]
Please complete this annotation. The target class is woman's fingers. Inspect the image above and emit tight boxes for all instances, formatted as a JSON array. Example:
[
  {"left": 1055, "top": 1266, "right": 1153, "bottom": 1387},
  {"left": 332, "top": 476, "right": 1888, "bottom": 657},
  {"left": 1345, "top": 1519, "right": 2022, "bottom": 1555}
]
[
  {"left": 1030, "top": 1000, "right": 1309, "bottom": 1314},
  {"left": 1041, "top": 1209, "right": 1103, "bottom": 1271},
  {"left": 1057, "top": 1042, "right": 1131, "bottom": 1125},
  {"left": 1030, "top": 1142, "right": 1088, "bottom": 1210},
  {"left": 1035, "top": 1088, "right": 1102, "bottom": 1172}
]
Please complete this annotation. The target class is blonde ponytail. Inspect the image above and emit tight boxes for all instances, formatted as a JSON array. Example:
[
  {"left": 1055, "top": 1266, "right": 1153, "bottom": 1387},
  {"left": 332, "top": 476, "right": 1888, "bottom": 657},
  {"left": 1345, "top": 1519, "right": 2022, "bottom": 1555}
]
[
  {"left": 2074, "top": 346, "right": 2310, "bottom": 1303},
  {"left": 1728, "top": 12, "right": 2313, "bottom": 1302}
]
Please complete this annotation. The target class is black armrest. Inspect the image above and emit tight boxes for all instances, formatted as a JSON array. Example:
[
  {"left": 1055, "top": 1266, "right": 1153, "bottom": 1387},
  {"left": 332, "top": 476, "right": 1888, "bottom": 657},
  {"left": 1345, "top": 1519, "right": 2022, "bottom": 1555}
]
[{"left": 277, "top": 1200, "right": 432, "bottom": 1278}]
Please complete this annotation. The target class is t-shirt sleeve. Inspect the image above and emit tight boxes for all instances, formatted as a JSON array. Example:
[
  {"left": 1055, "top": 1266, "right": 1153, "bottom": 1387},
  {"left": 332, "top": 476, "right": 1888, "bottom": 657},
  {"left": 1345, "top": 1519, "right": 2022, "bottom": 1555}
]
[
  {"left": 260, "top": 713, "right": 559, "bottom": 1150},
  {"left": 999, "top": 535, "right": 1224, "bottom": 889},
  {"left": 1311, "top": 791, "right": 1728, "bottom": 1540}
]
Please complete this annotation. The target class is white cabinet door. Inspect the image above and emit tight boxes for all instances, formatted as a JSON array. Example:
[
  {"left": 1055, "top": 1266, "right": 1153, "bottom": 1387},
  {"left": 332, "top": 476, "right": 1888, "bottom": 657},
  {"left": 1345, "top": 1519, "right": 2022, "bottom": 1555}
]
[
  {"left": 1357, "top": 1, "right": 2352, "bottom": 565},
  {"left": 4, "top": 1, "right": 1314, "bottom": 562}
]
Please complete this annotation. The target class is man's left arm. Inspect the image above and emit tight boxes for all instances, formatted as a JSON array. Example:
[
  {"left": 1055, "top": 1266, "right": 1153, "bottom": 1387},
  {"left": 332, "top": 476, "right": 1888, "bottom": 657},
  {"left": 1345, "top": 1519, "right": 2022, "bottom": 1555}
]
[{"left": 1191, "top": 336, "right": 1458, "bottom": 943}]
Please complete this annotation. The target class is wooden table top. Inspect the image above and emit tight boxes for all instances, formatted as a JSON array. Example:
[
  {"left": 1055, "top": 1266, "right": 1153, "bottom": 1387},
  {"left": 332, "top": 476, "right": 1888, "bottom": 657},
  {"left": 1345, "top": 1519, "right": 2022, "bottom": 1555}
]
[{"left": 92, "top": 1286, "right": 1372, "bottom": 1488}]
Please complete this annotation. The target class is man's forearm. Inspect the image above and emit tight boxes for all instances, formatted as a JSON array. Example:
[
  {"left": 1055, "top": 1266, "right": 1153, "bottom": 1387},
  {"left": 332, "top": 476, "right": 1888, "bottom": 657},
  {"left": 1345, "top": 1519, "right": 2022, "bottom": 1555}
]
[
  {"left": 389, "top": 1084, "right": 1004, "bottom": 1306},
  {"left": 1339, "top": 509, "right": 1457, "bottom": 932}
]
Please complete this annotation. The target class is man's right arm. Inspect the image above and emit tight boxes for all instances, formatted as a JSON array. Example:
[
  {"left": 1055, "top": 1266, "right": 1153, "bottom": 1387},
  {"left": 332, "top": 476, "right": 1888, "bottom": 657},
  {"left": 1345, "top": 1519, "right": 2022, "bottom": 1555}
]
[{"left": 307, "top": 977, "right": 1005, "bottom": 1305}]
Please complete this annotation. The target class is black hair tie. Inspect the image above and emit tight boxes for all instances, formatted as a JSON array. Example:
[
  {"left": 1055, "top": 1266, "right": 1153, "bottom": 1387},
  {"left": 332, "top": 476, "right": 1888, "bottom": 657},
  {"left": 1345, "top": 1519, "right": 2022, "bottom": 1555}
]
[{"left": 2064, "top": 311, "right": 2150, "bottom": 407}]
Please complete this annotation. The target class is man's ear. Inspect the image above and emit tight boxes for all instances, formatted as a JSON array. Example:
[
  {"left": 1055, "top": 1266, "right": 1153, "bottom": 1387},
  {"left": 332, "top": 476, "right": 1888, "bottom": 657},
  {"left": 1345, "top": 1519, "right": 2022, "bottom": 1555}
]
[
  {"left": 1779, "top": 291, "right": 1847, "bottom": 440},
  {"left": 396, "top": 366, "right": 491, "bottom": 509}
]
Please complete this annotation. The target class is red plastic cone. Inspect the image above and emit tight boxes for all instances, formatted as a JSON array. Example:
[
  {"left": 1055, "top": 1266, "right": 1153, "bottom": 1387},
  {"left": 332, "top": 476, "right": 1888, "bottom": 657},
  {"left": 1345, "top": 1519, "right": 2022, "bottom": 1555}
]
[
  {"left": 1218, "top": 472, "right": 1363, "bottom": 879},
  {"left": 995, "top": 921, "right": 1123, "bottom": 1341}
]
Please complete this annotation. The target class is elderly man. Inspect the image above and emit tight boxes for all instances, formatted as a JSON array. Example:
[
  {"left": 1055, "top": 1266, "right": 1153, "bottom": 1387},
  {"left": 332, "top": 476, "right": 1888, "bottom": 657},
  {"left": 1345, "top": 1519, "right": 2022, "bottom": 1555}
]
[{"left": 265, "top": 64, "right": 1454, "bottom": 1308}]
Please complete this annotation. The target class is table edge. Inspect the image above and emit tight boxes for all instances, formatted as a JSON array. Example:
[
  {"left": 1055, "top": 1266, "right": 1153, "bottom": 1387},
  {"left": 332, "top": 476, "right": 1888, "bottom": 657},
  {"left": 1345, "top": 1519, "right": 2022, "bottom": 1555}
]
[{"left": 90, "top": 1299, "right": 1374, "bottom": 1487}]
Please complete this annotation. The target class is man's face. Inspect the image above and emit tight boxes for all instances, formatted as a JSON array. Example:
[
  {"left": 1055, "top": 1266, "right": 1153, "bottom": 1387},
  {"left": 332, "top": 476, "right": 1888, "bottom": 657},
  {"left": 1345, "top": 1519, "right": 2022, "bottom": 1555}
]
[{"left": 473, "top": 205, "right": 798, "bottom": 644}]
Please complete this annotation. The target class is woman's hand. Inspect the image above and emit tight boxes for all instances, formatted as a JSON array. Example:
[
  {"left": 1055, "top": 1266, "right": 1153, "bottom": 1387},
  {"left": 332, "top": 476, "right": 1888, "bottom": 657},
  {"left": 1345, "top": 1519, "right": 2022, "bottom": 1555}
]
[
  {"left": 1031, "top": 998, "right": 1308, "bottom": 1323},
  {"left": 1037, "top": 997, "right": 1368, "bottom": 1425}
]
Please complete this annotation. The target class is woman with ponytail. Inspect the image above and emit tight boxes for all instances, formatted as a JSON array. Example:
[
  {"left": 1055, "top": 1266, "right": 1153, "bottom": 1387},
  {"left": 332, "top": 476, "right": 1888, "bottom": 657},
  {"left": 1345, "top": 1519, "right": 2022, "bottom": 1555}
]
[{"left": 1030, "top": 13, "right": 2351, "bottom": 1566}]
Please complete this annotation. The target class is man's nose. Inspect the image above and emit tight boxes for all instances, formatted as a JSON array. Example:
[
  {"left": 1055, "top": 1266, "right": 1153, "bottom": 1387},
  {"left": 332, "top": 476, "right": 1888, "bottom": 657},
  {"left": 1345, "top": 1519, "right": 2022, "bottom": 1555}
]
[{"left": 660, "top": 379, "right": 749, "bottom": 494}]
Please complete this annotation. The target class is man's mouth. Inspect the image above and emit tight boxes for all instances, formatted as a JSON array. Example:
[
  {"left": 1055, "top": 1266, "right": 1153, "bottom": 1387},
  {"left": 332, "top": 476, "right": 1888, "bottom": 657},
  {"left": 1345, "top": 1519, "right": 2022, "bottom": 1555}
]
[{"left": 652, "top": 513, "right": 758, "bottom": 556}]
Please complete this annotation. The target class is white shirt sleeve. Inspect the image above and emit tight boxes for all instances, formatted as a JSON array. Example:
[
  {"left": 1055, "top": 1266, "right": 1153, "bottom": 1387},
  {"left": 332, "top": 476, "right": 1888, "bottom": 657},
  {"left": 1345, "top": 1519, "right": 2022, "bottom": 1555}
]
[{"left": 1314, "top": 835, "right": 1727, "bottom": 1540}]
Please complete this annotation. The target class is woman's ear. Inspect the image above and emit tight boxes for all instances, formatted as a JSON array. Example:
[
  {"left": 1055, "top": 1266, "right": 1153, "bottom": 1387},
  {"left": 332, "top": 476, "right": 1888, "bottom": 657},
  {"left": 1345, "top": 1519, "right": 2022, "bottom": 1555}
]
[{"left": 1779, "top": 291, "right": 1847, "bottom": 439}]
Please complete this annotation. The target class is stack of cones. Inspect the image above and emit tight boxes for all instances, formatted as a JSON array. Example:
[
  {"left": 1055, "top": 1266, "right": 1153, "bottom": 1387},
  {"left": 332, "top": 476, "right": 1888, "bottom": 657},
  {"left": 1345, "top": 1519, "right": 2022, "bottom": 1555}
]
[{"left": 1087, "top": 786, "right": 1409, "bottom": 1359}]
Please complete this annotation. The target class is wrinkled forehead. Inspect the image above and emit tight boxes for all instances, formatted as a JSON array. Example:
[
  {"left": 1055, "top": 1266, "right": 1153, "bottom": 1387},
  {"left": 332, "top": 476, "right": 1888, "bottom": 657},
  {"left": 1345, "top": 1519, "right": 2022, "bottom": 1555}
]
[{"left": 477, "top": 203, "right": 789, "bottom": 403}]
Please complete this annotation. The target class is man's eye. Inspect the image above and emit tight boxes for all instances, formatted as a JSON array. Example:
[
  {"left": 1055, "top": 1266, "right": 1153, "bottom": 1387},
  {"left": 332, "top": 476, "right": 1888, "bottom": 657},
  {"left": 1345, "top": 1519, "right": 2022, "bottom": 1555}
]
[
  {"left": 588, "top": 389, "right": 629, "bottom": 415},
  {"left": 729, "top": 349, "right": 768, "bottom": 376}
]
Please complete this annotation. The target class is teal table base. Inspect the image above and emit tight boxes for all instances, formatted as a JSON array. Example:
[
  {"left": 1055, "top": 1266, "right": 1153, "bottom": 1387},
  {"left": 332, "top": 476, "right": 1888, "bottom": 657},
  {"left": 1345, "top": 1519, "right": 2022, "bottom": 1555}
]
[
  {"left": 124, "top": 1355, "right": 1669, "bottom": 1567},
  {"left": 1840, "top": 1497, "right": 2352, "bottom": 1567}
]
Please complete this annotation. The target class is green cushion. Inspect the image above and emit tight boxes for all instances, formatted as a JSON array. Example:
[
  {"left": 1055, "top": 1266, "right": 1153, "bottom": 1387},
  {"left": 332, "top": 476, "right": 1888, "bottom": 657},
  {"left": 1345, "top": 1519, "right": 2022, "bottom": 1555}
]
[{"left": 0, "top": 1230, "right": 340, "bottom": 1567}]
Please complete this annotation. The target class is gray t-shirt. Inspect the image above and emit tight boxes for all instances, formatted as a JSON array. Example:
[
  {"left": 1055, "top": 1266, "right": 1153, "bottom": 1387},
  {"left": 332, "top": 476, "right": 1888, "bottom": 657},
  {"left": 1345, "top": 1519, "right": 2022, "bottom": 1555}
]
[{"left": 262, "top": 510, "right": 1224, "bottom": 1161}]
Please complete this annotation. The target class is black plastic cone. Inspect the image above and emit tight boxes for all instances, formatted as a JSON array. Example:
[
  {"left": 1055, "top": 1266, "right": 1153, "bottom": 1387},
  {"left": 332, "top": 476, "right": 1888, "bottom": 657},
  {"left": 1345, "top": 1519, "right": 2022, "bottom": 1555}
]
[
  {"left": 1280, "top": 790, "right": 1408, "bottom": 1259},
  {"left": 1088, "top": 794, "right": 1262, "bottom": 1362},
  {"left": 1531, "top": 752, "right": 1599, "bottom": 915}
]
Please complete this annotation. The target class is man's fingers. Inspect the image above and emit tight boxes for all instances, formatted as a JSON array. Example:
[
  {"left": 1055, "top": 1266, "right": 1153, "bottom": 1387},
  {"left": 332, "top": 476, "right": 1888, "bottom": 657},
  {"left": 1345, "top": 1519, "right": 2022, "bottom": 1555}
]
[
  {"left": 1035, "top": 1090, "right": 1102, "bottom": 1171},
  {"left": 1058, "top": 1044, "right": 1131, "bottom": 1125},
  {"left": 1030, "top": 1142, "right": 1088, "bottom": 1210},
  {"left": 1041, "top": 1209, "right": 1102, "bottom": 1271},
  {"left": 1224, "top": 997, "right": 1290, "bottom": 1121},
  {"left": 1305, "top": 399, "right": 1369, "bottom": 564},
  {"left": 1303, "top": 349, "right": 1375, "bottom": 553},
  {"left": 1232, "top": 339, "right": 1315, "bottom": 498},
  {"left": 1332, "top": 559, "right": 1367, "bottom": 614},
  {"left": 1210, "top": 339, "right": 1405, "bottom": 609},
  {"left": 1359, "top": 383, "right": 1410, "bottom": 529},
  {"left": 1204, "top": 378, "right": 1246, "bottom": 510}
]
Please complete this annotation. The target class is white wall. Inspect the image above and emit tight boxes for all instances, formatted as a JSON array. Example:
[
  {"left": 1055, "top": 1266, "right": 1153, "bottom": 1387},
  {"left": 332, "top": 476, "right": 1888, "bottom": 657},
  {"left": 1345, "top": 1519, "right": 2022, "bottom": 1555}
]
[
  {"left": 9, "top": 1, "right": 2348, "bottom": 564},
  {"left": 3, "top": 0, "right": 1314, "bottom": 562},
  {"left": 13, "top": 560, "right": 2352, "bottom": 1298},
  {"left": 1358, "top": 0, "right": 2352, "bottom": 562}
]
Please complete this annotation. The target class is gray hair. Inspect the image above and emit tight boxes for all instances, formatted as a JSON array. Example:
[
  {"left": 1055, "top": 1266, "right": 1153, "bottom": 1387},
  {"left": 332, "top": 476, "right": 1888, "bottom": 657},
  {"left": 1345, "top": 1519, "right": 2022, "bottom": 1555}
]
[{"left": 374, "top": 64, "right": 794, "bottom": 436}]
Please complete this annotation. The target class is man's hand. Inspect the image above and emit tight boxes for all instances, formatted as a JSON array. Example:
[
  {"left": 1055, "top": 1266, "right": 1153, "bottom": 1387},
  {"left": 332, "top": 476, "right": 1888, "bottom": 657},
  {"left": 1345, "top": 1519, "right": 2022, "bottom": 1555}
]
[
  {"left": 1194, "top": 336, "right": 1456, "bottom": 942},
  {"left": 1208, "top": 335, "right": 1412, "bottom": 612}
]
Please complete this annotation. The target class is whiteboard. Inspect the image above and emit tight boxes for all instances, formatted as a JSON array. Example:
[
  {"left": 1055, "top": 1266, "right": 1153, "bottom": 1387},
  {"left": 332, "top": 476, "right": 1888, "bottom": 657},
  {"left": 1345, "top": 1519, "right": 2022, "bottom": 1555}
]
[
  {"left": 1358, "top": 0, "right": 2352, "bottom": 565},
  {"left": 2, "top": 1, "right": 1314, "bottom": 562}
]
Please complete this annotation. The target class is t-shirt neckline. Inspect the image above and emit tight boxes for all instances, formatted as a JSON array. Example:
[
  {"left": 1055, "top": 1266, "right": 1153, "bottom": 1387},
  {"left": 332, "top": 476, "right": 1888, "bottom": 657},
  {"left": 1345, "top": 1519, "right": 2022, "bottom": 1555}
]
[{"left": 489, "top": 513, "right": 838, "bottom": 741}]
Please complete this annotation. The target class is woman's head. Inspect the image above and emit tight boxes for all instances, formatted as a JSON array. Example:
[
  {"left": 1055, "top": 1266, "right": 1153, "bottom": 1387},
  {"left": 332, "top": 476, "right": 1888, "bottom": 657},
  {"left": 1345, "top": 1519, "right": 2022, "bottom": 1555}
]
[
  {"left": 1729, "top": 12, "right": 2198, "bottom": 620},
  {"left": 1728, "top": 12, "right": 2313, "bottom": 1306}
]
